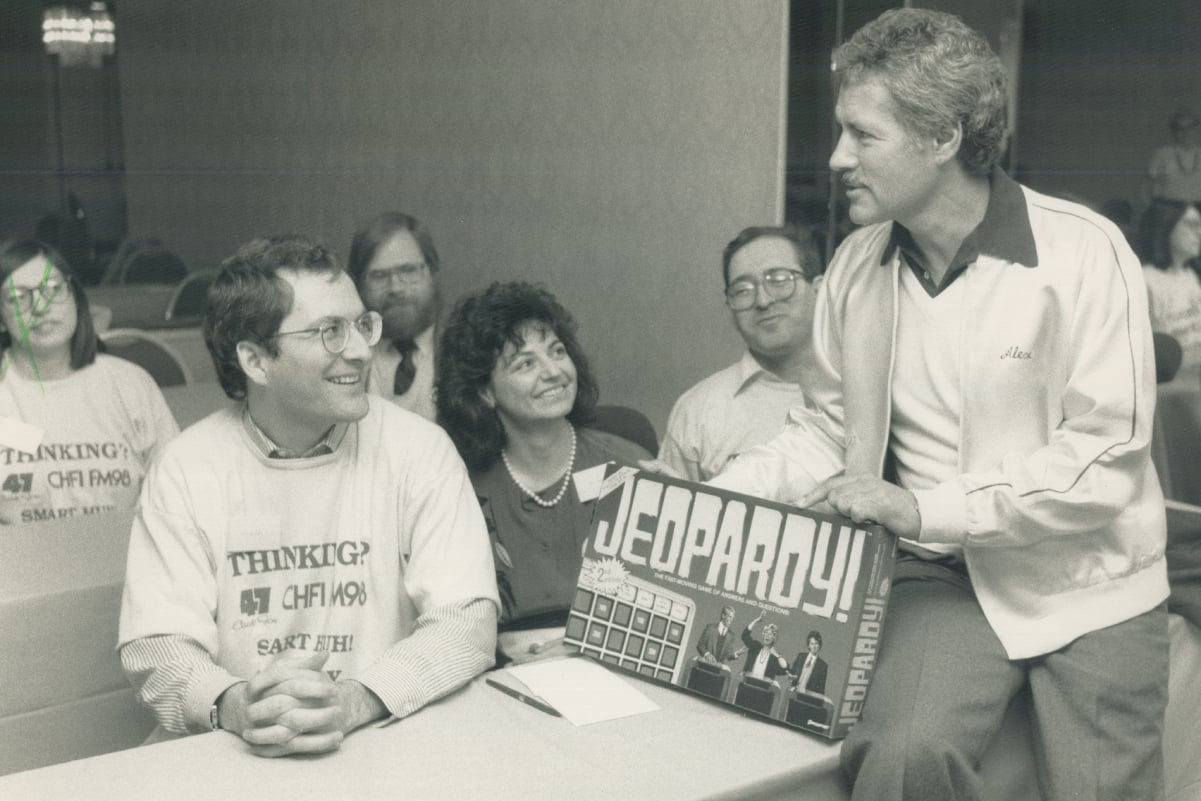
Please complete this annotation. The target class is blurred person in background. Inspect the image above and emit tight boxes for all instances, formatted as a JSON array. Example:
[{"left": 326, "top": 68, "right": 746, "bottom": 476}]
[
  {"left": 0, "top": 239, "right": 177, "bottom": 525},
  {"left": 1138, "top": 198, "right": 1201, "bottom": 384},
  {"left": 1148, "top": 109, "right": 1201, "bottom": 204}
]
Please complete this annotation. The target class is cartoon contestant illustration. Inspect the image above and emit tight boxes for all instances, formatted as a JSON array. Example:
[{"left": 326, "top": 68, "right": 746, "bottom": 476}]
[
  {"left": 696, "top": 605, "right": 741, "bottom": 664},
  {"left": 791, "top": 630, "right": 829, "bottom": 695},
  {"left": 740, "top": 613, "right": 789, "bottom": 680}
]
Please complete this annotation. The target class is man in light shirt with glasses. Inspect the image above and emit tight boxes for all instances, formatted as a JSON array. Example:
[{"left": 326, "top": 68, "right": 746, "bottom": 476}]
[
  {"left": 658, "top": 226, "right": 822, "bottom": 481},
  {"left": 118, "top": 234, "right": 498, "bottom": 756},
  {"left": 347, "top": 212, "right": 442, "bottom": 420}
]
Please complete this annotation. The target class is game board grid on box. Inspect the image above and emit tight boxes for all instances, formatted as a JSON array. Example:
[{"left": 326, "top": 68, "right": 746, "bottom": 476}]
[{"left": 566, "top": 575, "right": 695, "bottom": 683}]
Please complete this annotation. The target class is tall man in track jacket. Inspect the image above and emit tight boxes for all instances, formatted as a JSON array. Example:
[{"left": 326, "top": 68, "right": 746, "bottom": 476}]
[{"left": 710, "top": 9, "right": 1169, "bottom": 800}]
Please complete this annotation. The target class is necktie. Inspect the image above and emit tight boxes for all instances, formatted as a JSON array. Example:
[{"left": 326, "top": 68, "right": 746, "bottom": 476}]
[
  {"left": 799, "top": 654, "right": 814, "bottom": 688},
  {"left": 393, "top": 339, "right": 417, "bottom": 396}
]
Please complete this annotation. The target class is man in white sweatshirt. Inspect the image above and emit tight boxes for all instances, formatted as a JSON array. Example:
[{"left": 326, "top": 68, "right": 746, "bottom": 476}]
[
  {"left": 118, "top": 235, "right": 498, "bottom": 757},
  {"left": 710, "top": 9, "right": 1169, "bottom": 800}
]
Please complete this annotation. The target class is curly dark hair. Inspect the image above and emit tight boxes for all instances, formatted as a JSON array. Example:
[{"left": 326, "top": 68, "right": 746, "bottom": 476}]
[
  {"left": 203, "top": 234, "right": 341, "bottom": 400},
  {"left": 436, "top": 281, "right": 598, "bottom": 472}
]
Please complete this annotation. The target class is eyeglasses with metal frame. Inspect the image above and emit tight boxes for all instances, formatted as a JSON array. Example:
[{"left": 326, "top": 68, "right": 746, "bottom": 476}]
[
  {"left": 273, "top": 310, "right": 383, "bottom": 355},
  {"left": 2, "top": 276, "right": 73, "bottom": 314},
  {"left": 724, "top": 267, "right": 806, "bottom": 311},
  {"left": 364, "top": 262, "right": 428, "bottom": 288}
]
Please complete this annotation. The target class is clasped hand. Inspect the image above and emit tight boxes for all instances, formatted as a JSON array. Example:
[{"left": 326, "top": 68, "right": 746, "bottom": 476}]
[{"left": 219, "top": 650, "right": 381, "bottom": 758}]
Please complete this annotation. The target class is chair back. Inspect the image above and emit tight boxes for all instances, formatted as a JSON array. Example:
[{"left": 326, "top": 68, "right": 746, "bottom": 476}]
[
  {"left": 103, "top": 237, "right": 187, "bottom": 284},
  {"left": 592, "top": 404, "right": 658, "bottom": 454},
  {"left": 120, "top": 250, "right": 187, "bottom": 285},
  {"left": 1154, "top": 332, "right": 1183, "bottom": 384},
  {"left": 100, "top": 328, "right": 190, "bottom": 387},
  {"left": 165, "top": 272, "right": 216, "bottom": 323}
]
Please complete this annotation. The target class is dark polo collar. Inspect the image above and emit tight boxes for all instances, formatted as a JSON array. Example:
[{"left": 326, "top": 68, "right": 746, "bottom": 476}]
[{"left": 881, "top": 169, "right": 1039, "bottom": 295}]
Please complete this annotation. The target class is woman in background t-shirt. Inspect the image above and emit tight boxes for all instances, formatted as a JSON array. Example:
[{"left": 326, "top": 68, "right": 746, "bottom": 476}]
[
  {"left": 0, "top": 239, "right": 178, "bottom": 524},
  {"left": 1139, "top": 200, "right": 1201, "bottom": 385}
]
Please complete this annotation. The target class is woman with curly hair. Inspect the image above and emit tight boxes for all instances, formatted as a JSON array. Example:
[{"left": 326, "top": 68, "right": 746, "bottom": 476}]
[{"left": 437, "top": 281, "right": 649, "bottom": 661}]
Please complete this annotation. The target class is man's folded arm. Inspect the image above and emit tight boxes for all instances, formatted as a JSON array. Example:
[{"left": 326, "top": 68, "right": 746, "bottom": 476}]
[
  {"left": 364, "top": 428, "right": 500, "bottom": 720},
  {"left": 119, "top": 634, "right": 242, "bottom": 735},
  {"left": 353, "top": 597, "right": 497, "bottom": 721}
]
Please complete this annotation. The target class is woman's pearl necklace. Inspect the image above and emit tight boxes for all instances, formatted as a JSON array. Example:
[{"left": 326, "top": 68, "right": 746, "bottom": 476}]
[{"left": 501, "top": 425, "right": 577, "bottom": 508}]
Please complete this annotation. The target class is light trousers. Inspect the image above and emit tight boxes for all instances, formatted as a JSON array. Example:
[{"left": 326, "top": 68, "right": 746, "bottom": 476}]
[{"left": 841, "top": 557, "right": 1169, "bottom": 801}]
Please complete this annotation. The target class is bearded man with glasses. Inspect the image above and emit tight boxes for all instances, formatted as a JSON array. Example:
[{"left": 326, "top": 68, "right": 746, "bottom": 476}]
[
  {"left": 657, "top": 226, "right": 823, "bottom": 481},
  {"left": 118, "top": 234, "right": 498, "bottom": 757},
  {"left": 347, "top": 212, "right": 442, "bottom": 421}
]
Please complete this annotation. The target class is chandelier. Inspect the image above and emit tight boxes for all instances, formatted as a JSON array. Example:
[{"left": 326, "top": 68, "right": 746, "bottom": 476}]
[{"left": 42, "top": 2, "right": 116, "bottom": 69}]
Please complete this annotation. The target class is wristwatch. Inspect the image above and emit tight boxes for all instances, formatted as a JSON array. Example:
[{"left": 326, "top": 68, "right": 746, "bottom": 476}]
[
  {"left": 209, "top": 699, "right": 222, "bottom": 731},
  {"left": 210, "top": 682, "right": 245, "bottom": 731}
]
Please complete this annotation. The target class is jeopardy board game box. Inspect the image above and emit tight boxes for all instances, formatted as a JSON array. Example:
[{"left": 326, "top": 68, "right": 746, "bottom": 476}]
[{"left": 564, "top": 466, "right": 896, "bottom": 740}]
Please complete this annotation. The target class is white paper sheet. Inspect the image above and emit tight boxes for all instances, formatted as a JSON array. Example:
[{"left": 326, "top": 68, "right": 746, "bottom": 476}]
[{"left": 506, "top": 656, "right": 660, "bottom": 726}]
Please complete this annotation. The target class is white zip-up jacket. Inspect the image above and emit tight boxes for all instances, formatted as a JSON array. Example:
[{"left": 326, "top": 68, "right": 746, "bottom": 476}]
[{"left": 712, "top": 175, "right": 1168, "bottom": 659}]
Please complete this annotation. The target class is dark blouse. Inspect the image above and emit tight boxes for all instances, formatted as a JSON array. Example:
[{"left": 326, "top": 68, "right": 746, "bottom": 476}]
[{"left": 470, "top": 427, "right": 650, "bottom": 628}]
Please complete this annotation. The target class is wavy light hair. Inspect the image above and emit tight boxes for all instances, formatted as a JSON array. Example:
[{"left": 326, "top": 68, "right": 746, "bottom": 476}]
[{"left": 834, "top": 8, "right": 1009, "bottom": 175}]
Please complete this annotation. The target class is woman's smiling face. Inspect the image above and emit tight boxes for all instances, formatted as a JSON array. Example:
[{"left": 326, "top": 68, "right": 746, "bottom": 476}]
[{"left": 484, "top": 321, "right": 578, "bottom": 429}]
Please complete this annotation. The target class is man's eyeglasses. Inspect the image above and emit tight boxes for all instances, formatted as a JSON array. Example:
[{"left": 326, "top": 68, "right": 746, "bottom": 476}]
[
  {"left": 364, "top": 263, "right": 428, "bottom": 288},
  {"left": 2, "top": 277, "right": 73, "bottom": 313},
  {"left": 724, "top": 268, "right": 807, "bottom": 311},
  {"left": 273, "top": 311, "right": 382, "bottom": 355}
]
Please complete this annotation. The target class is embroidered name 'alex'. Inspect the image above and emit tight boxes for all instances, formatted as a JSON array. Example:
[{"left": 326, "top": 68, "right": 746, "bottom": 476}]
[{"left": 1001, "top": 346, "right": 1032, "bottom": 360}]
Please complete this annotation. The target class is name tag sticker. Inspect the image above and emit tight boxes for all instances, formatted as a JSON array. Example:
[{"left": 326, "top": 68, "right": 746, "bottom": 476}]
[
  {"left": 598, "top": 465, "right": 639, "bottom": 500},
  {"left": 572, "top": 463, "right": 608, "bottom": 502},
  {"left": 0, "top": 417, "right": 44, "bottom": 455}
]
